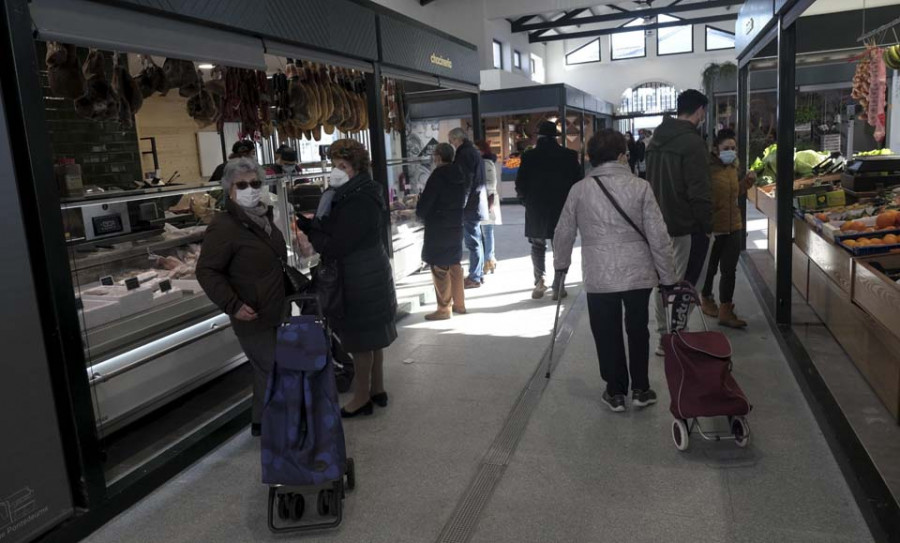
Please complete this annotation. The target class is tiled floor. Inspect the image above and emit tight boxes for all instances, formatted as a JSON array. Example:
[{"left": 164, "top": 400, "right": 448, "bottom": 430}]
[{"left": 81, "top": 205, "right": 874, "bottom": 543}]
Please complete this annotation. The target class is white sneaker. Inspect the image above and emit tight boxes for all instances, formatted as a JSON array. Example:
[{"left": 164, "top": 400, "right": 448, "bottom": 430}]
[{"left": 655, "top": 341, "right": 665, "bottom": 357}]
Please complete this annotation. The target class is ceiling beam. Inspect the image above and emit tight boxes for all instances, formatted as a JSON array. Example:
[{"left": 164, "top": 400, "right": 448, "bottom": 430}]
[
  {"left": 530, "top": 12, "right": 738, "bottom": 42},
  {"left": 606, "top": 4, "right": 631, "bottom": 13},
  {"left": 512, "top": 0, "right": 742, "bottom": 32},
  {"left": 529, "top": 8, "right": 590, "bottom": 40},
  {"left": 420, "top": 0, "right": 439, "bottom": 5}
]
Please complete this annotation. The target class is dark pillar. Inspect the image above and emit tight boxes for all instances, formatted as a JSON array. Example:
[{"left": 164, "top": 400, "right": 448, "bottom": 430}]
[
  {"left": 366, "top": 67, "right": 392, "bottom": 256},
  {"left": 738, "top": 65, "right": 750, "bottom": 251},
  {"left": 471, "top": 93, "right": 483, "bottom": 141},
  {"left": 775, "top": 18, "right": 796, "bottom": 325}
]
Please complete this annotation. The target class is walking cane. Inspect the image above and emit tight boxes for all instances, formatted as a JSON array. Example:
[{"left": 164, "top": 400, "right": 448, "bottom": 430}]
[{"left": 545, "top": 271, "right": 567, "bottom": 379}]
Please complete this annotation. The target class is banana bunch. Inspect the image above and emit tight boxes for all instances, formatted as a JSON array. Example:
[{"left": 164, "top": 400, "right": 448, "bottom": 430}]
[{"left": 884, "top": 44, "right": 900, "bottom": 70}]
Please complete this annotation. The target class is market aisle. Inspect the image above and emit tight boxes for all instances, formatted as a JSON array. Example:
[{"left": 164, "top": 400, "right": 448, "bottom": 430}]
[
  {"left": 469, "top": 253, "right": 873, "bottom": 542},
  {"left": 79, "top": 206, "right": 872, "bottom": 543}
]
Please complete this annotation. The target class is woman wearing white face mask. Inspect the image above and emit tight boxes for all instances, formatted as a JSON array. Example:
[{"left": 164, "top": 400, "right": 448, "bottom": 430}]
[
  {"left": 197, "top": 157, "right": 287, "bottom": 437},
  {"left": 296, "top": 139, "right": 397, "bottom": 418},
  {"left": 700, "top": 129, "right": 757, "bottom": 328}
]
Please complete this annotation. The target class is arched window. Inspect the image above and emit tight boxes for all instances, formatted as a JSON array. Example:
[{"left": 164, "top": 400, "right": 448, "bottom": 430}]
[{"left": 618, "top": 82, "right": 680, "bottom": 116}]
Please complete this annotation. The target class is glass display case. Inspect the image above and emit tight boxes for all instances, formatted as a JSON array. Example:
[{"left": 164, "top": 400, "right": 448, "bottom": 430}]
[{"left": 62, "top": 184, "right": 245, "bottom": 433}]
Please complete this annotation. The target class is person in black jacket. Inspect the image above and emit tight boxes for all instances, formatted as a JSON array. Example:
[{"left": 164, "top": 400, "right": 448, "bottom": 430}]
[
  {"left": 449, "top": 127, "right": 488, "bottom": 289},
  {"left": 515, "top": 120, "right": 582, "bottom": 300},
  {"left": 296, "top": 139, "right": 397, "bottom": 418},
  {"left": 626, "top": 131, "right": 638, "bottom": 174},
  {"left": 416, "top": 143, "right": 467, "bottom": 320},
  {"left": 209, "top": 140, "right": 255, "bottom": 182}
]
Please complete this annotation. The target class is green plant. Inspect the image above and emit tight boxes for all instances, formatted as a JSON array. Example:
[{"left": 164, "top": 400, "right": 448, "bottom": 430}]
[{"left": 701, "top": 62, "right": 738, "bottom": 94}]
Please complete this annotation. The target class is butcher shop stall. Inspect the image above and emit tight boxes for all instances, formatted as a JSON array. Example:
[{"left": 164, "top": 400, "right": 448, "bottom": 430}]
[
  {"left": 0, "top": 0, "right": 482, "bottom": 540},
  {"left": 479, "top": 84, "right": 614, "bottom": 201}
]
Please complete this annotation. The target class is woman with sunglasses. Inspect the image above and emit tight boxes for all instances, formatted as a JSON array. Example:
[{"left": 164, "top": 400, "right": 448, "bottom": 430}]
[{"left": 197, "top": 157, "right": 287, "bottom": 438}]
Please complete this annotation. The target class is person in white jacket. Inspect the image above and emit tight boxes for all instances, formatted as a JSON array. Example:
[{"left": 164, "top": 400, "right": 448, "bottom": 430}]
[
  {"left": 477, "top": 140, "right": 503, "bottom": 274},
  {"left": 554, "top": 130, "right": 678, "bottom": 413}
]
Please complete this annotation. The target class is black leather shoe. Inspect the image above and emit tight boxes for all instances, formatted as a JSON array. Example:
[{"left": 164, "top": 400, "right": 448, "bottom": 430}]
[
  {"left": 371, "top": 392, "right": 389, "bottom": 408},
  {"left": 251, "top": 423, "right": 261, "bottom": 437},
  {"left": 341, "top": 401, "right": 374, "bottom": 418}
]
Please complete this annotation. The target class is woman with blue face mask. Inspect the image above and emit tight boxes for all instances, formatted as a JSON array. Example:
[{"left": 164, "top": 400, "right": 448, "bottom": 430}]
[{"left": 700, "top": 129, "right": 757, "bottom": 328}]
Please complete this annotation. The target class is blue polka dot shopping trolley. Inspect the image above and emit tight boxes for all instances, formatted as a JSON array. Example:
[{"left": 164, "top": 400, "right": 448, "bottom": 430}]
[{"left": 263, "top": 294, "right": 355, "bottom": 533}]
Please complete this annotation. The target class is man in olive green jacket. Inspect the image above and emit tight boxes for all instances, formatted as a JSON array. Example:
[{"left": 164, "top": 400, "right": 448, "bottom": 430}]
[{"left": 646, "top": 90, "right": 713, "bottom": 349}]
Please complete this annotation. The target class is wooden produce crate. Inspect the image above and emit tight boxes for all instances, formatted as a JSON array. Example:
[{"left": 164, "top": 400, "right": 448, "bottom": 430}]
[{"left": 802, "top": 221, "right": 854, "bottom": 294}]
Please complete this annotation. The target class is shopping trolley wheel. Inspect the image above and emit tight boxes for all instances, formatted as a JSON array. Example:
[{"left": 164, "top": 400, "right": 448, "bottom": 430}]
[
  {"left": 289, "top": 493, "right": 305, "bottom": 521},
  {"left": 672, "top": 419, "right": 690, "bottom": 451},
  {"left": 346, "top": 458, "right": 356, "bottom": 491},
  {"left": 277, "top": 493, "right": 291, "bottom": 521},
  {"left": 317, "top": 489, "right": 337, "bottom": 517},
  {"left": 732, "top": 416, "right": 749, "bottom": 448}
]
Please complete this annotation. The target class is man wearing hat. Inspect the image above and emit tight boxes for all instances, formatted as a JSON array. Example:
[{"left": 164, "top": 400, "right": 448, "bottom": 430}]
[
  {"left": 515, "top": 120, "right": 582, "bottom": 300},
  {"left": 272, "top": 147, "right": 300, "bottom": 176},
  {"left": 210, "top": 140, "right": 256, "bottom": 182}
]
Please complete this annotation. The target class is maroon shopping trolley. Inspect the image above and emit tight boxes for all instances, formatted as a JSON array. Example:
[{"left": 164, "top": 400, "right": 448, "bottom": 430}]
[{"left": 660, "top": 282, "right": 752, "bottom": 451}]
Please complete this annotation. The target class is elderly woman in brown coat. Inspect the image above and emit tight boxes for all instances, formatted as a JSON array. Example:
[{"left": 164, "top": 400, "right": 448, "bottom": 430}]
[{"left": 197, "top": 157, "right": 285, "bottom": 437}]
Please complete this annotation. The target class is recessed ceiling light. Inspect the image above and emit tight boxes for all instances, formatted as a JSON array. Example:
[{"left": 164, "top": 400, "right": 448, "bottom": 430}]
[{"left": 198, "top": 63, "right": 215, "bottom": 70}]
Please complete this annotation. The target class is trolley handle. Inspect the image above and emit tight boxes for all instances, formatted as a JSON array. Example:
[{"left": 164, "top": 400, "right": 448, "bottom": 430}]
[
  {"left": 282, "top": 293, "right": 324, "bottom": 323},
  {"left": 660, "top": 281, "right": 709, "bottom": 334}
]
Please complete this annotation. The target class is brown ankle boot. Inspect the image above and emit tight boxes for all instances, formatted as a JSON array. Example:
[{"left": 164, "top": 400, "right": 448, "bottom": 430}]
[
  {"left": 718, "top": 303, "right": 747, "bottom": 328},
  {"left": 427, "top": 266, "right": 452, "bottom": 320},
  {"left": 701, "top": 296, "right": 719, "bottom": 318},
  {"left": 449, "top": 264, "right": 466, "bottom": 314}
]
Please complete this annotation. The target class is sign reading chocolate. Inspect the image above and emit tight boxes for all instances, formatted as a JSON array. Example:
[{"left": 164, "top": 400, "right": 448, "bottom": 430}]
[{"left": 430, "top": 53, "right": 453, "bottom": 70}]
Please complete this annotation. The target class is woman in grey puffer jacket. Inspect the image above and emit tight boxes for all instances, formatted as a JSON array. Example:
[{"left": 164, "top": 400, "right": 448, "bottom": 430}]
[{"left": 554, "top": 130, "right": 677, "bottom": 413}]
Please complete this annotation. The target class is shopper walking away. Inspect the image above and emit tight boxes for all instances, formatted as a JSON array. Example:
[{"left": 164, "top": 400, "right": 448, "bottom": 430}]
[
  {"left": 296, "top": 139, "right": 397, "bottom": 418},
  {"left": 197, "top": 158, "right": 286, "bottom": 437},
  {"left": 701, "top": 129, "right": 756, "bottom": 328},
  {"left": 554, "top": 130, "right": 677, "bottom": 413},
  {"left": 449, "top": 128, "right": 488, "bottom": 289},
  {"left": 515, "top": 120, "right": 582, "bottom": 300},
  {"left": 626, "top": 131, "right": 639, "bottom": 174},
  {"left": 209, "top": 140, "right": 255, "bottom": 182},
  {"left": 477, "top": 139, "right": 503, "bottom": 274},
  {"left": 634, "top": 130, "right": 648, "bottom": 178},
  {"left": 646, "top": 89, "right": 713, "bottom": 354},
  {"left": 416, "top": 143, "right": 468, "bottom": 320}
]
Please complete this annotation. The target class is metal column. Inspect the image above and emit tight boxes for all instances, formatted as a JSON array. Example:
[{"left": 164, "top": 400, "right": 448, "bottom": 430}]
[
  {"left": 366, "top": 66, "right": 392, "bottom": 256},
  {"left": 775, "top": 18, "right": 796, "bottom": 326},
  {"left": 738, "top": 65, "right": 750, "bottom": 251},
  {"left": 471, "top": 93, "right": 483, "bottom": 141}
]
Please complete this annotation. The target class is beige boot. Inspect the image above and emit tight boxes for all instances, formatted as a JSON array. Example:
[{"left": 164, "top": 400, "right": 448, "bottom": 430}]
[
  {"left": 701, "top": 296, "right": 719, "bottom": 318},
  {"left": 449, "top": 264, "right": 467, "bottom": 314},
  {"left": 718, "top": 303, "right": 747, "bottom": 329},
  {"left": 425, "top": 266, "right": 452, "bottom": 320},
  {"left": 532, "top": 279, "right": 548, "bottom": 299}
]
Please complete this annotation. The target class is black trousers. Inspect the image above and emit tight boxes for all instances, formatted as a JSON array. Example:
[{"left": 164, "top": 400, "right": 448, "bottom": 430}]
[
  {"left": 587, "top": 289, "right": 652, "bottom": 396},
  {"left": 529, "top": 238, "right": 561, "bottom": 288},
  {"left": 702, "top": 231, "right": 742, "bottom": 303}
]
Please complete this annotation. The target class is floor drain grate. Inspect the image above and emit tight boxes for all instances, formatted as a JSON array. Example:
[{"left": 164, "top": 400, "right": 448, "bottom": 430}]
[{"left": 435, "top": 292, "right": 587, "bottom": 543}]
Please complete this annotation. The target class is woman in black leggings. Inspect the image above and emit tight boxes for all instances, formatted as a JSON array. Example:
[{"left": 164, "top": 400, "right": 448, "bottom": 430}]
[{"left": 701, "top": 129, "right": 756, "bottom": 328}]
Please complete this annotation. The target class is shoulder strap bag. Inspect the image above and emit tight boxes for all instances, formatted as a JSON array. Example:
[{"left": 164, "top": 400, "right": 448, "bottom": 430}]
[
  {"left": 241, "top": 216, "right": 311, "bottom": 296},
  {"left": 593, "top": 176, "right": 648, "bottom": 243}
]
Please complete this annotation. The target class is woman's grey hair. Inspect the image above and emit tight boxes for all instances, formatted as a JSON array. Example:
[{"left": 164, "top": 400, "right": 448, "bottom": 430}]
[
  {"left": 448, "top": 127, "right": 469, "bottom": 143},
  {"left": 221, "top": 157, "right": 265, "bottom": 194},
  {"left": 434, "top": 142, "right": 455, "bottom": 164}
]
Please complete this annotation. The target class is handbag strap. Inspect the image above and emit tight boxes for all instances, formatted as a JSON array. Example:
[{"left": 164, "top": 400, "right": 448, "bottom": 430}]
[{"left": 593, "top": 176, "right": 648, "bottom": 243}]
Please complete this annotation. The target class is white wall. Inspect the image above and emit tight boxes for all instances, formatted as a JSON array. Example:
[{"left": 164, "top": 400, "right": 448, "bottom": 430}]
[
  {"left": 546, "top": 22, "right": 738, "bottom": 106},
  {"left": 479, "top": 69, "right": 538, "bottom": 91},
  {"left": 484, "top": 17, "right": 547, "bottom": 82}
]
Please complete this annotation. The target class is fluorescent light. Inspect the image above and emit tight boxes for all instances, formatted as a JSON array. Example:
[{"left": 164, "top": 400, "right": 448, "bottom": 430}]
[{"left": 198, "top": 63, "right": 215, "bottom": 70}]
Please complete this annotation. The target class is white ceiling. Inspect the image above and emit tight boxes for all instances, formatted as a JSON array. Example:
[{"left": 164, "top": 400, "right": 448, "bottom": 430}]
[{"left": 803, "top": 0, "right": 899, "bottom": 16}]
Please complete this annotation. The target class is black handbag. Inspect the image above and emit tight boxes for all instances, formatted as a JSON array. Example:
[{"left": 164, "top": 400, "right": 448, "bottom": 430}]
[
  {"left": 312, "top": 259, "right": 344, "bottom": 320},
  {"left": 282, "top": 260, "right": 311, "bottom": 296}
]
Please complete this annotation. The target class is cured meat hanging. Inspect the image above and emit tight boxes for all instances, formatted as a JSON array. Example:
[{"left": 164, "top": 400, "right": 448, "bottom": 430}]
[
  {"left": 381, "top": 78, "right": 406, "bottom": 134},
  {"left": 111, "top": 52, "right": 143, "bottom": 126},
  {"left": 135, "top": 55, "right": 169, "bottom": 98},
  {"left": 218, "top": 67, "right": 267, "bottom": 140},
  {"left": 46, "top": 42, "right": 85, "bottom": 100},
  {"left": 74, "top": 49, "right": 119, "bottom": 122},
  {"left": 868, "top": 45, "right": 887, "bottom": 143}
]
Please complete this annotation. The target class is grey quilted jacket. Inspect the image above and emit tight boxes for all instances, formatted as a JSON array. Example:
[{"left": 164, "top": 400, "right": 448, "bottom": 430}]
[{"left": 554, "top": 162, "right": 678, "bottom": 294}]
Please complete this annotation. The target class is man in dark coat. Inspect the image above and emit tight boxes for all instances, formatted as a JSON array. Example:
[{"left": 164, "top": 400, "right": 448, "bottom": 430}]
[
  {"left": 515, "top": 120, "right": 582, "bottom": 300},
  {"left": 416, "top": 143, "right": 467, "bottom": 320},
  {"left": 646, "top": 89, "right": 713, "bottom": 353},
  {"left": 449, "top": 127, "right": 488, "bottom": 289},
  {"left": 209, "top": 140, "right": 255, "bottom": 181}
]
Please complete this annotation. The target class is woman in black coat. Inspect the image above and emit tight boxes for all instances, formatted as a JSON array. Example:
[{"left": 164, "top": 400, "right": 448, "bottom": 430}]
[
  {"left": 416, "top": 142, "right": 467, "bottom": 320},
  {"left": 296, "top": 139, "right": 397, "bottom": 418}
]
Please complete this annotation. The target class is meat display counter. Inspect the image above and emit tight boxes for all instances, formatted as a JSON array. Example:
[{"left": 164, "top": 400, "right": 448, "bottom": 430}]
[{"left": 62, "top": 183, "right": 244, "bottom": 434}]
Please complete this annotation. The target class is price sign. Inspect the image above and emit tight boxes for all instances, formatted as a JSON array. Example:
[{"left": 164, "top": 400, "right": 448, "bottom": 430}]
[
  {"left": 159, "top": 279, "right": 172, "bottom": 293},
  {"left": 100, "top": 276, "right": 114, "bottom": 286},
  {"left": 125, "top": 277, "right": 140, "bottom": 291}
]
